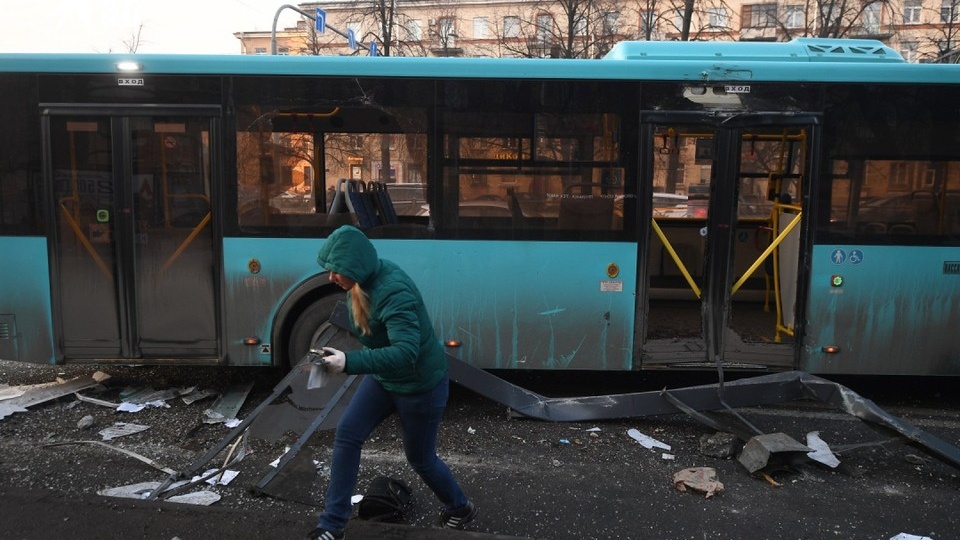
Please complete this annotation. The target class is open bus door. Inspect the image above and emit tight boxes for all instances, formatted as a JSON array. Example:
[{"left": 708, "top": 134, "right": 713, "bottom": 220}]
[
  {"left": 43, "top": 108, "right": 220, "bottom": 362},
  {"left": 639, "top": 113, "right": 817, "bottom": 370}
]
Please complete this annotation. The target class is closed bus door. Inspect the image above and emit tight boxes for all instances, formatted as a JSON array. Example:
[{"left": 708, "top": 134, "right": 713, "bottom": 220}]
[
  {"left": 45, "top": 110, "right": 219, "bottom": 361},
  {"left": 640, "top": 113, "right": 816, "bottom": 369}
]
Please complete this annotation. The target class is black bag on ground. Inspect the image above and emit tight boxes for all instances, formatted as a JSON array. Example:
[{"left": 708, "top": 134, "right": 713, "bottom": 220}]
[{"left": 357, "top": 476, "right": 412, "bottom": 522}]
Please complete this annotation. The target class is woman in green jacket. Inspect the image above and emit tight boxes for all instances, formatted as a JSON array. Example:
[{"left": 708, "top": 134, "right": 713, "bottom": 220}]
[{"left": 307, "top": 225, "right": 476, "bottom": 540}]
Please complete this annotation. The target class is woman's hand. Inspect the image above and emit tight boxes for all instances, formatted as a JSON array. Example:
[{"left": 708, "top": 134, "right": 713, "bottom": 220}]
[{"left": 322, "top": 347, "right": 346, "bottom": 373}]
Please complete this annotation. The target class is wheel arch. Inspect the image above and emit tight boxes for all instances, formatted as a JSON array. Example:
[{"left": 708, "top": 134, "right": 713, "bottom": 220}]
[{"left": 271, "top": 272, "right": 341, "bottom": 368}]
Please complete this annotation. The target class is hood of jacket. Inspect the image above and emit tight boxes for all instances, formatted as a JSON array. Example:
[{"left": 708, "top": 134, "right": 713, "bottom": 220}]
[{"left": 316, "top": 225, "right": 380, "bottom": 285}]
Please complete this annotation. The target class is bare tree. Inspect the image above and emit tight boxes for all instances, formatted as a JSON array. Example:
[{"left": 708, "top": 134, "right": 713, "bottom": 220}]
[
  {"left": 486, "top": 0, "right": 629, "bottom": 58},
  {"left": 919, "top": 0, "right": 960, "bottom": 62}
]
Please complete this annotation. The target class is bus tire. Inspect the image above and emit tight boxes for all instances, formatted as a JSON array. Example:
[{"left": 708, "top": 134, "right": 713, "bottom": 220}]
[{"left": 287, "top": 293, "right": 344, "bottom": 369}]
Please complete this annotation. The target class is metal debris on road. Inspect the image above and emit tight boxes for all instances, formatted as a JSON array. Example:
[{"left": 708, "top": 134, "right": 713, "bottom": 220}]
[{"left": 0, "top": 371, "right": 111, "bottom": 420}]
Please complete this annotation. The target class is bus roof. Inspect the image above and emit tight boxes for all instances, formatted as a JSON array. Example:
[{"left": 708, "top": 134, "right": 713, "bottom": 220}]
[{"left": 1, "top": 38, "right": 958, "bottom": 84}]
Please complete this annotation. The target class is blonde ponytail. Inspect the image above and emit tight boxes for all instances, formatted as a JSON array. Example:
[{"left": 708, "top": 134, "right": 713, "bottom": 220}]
[{"left": 349, "top": 282, "right": 372, "bottom": 336}]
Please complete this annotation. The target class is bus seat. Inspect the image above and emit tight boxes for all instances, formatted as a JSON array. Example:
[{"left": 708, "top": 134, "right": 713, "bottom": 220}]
[
  {"left": 558, "top": 198, "right": 614, "bottom": 230},
  {"left": 558, "top": 183, "right": 614, "bottom": 231},
  {"left": 369, "top": 181, "right": 399, "bottom": 225},
  {"left": 946, "top": 192, "right": 960, "bottom": 235},
  {"left": 912, "top": 191, "right": 937, "bottom": 235},
  {"left": 343, "top": 180, "right": 378, "bottom": 229}
]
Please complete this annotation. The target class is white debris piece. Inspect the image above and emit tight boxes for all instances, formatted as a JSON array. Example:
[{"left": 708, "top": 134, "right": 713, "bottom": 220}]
[
  {"left": 98, "top": 422, "right": 150, "bottom": 440},
  {"left": 0, "top": 371, "right": 111, "bottom": 421},
  {"left": 167, "top": 491, "right": 221, "bottom": 506},
  {"left": 890, "top": 534, "right": 934, "bottom": 540},
  {"left": 805, "top": 431, "right": 841, "bottom": 468},
  {"left": 627, "top": 428, "right": 671, "bottom": 451},
  {"left": 194, "top": 468, "right": 240, "bottom": 486},
  {"left": 98, "top": 481, "right": 220, "bottom": 506}
]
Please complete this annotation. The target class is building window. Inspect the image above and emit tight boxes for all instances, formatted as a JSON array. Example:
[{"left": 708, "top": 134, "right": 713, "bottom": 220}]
[
  {"left": 863, "top": 3, "right": 881, "bottom": 33},
  {"left": 941, "top": 0, "right": 958, "bottom": 22},
  {"left": 504, "top": 16, "right": 520, "bottom": 38},
  {"left": 473, "top": 17, "right": 489, "bottom": 39},
  {"left": 783, "top": 5, "right": 804, "bottom": 28},
  {"left": 603, "top": 11, "right": 620, "bottom": 34},
  {"left": 903, "top": 0, "right": 923, "bottom": 24},
  {"left": 639, "top": 11, "right": 657, "bottom": 36},
  {"left": 742, "top": 4, "right": 778, "bottom": 28},
  {"left": 708, "top": 7, "right": 729, "bottom": 28},
  {"left": 254, "top": 47, "right": 267, "bottom": 55},
  {"left": 674, "top": 8, "right": 685, "bottom": 30},
  {"left": 900, "top": 41, "right": 919, "bottom": 62},
  {"left": 536, "top": 14, "right": 554, "bottom": 44},
  {"left": 347, "top": 22, "right": 362, "bottom": 38},
  {"left": 277, "top": 47, "right": 289, "bottom": 55},
  {"left": 437, "top": 17, "right": 456, "bottom": 47},
  {"left": 574, "top": 14, "right": 588, "bottom": 35},
  {"left": 405, "top": 20, "right": 423, "bottom": 41}
]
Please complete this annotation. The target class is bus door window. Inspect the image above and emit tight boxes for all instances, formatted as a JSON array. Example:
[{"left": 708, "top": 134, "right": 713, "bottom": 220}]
[
  {"left": 645, "top": 123, "right": 807, "bottom": 368},
  {"left": 728, "top": 129, "right": 805, "bottom": 346},
  {"left": 647, "top": 126, "right": 712, "bottom": 341}
]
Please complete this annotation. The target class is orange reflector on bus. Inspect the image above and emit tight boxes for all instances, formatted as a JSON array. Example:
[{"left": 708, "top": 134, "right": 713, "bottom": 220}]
[
  {"left": 821, "top": 345, "right": 840, "bottom": 354},
  {"left": 243, "top": 337, "right": 261, "bottom": 346},
  {"left": 445, "top": 340, "right": 462, "bottom": 348}
]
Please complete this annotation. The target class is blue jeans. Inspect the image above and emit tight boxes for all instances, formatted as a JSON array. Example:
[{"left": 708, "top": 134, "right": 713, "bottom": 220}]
[{"left": 317, "top": 374, "right": 468, "bottom": 532}]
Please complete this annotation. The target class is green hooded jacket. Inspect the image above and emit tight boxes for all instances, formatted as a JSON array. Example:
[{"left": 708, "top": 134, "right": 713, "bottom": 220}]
[{"left": 316, "top": 225, "right": 446, "bottom": 394}]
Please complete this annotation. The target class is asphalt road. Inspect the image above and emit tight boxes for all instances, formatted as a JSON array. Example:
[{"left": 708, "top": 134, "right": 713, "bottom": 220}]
[{"left": 2, "top": 361, "right": 960, "bottom": 540}]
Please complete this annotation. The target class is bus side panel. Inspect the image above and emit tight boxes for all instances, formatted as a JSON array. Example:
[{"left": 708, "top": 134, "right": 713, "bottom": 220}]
[
  {"left": 0, "top": 237, "right": 55, "bottom": 364},
  {"left": 222, "top": 237, "right": 638, "bottom": 370},
  {"left": 222, "top": 237, "right": 322, "bottom": 366},
  {"left": 803, "top": 245, "right": 960, "bottom": 375},
  {"left": 379, "top": 240, "right": 638, "bottom": 371}
]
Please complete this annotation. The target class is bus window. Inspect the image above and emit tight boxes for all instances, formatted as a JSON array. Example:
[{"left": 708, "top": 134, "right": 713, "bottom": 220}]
[
  {"left": 0, "top": 75, "right": 41, "bottom": 235},
  {"left": 235, "top": 102, "right": 429, "bottom": 232},
  {"left": 441, "top": 106, "right": 624, "bottom": 233},
  {"left": 827, "top": 159, "right": 960, "bottom": 238},
  {"left": 236, "top": 110, "right": 319, "bottom": 228}
]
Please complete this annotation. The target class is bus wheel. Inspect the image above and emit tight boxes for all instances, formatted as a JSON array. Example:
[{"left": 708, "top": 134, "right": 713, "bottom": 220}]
[{"left": 288, "top": 293, "right": 344, "bottom": 369}]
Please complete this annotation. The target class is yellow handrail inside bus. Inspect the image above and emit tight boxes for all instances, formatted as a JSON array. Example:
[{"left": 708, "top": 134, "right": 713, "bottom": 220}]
[
  {"left": 161, "top": 211, "right": 212, "bottom": 273},
  {"left": 651, "top": 217, "right": 701, "bottom": 299},
  {"left": 731, "top": 209, "right": 802, "bottom": 295},
  {"left": 58, "top": 200, "right": 113, "bottom": 282}
]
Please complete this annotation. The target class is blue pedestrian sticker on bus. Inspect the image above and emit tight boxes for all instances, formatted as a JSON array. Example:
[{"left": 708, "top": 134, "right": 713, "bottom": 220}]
[{"left": 831, "top": 249, "right": 846, "bottom": 265}]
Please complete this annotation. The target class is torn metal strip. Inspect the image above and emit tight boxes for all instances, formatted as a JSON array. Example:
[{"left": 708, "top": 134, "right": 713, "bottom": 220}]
[
  {"left": 448, "top": 360, "right": 808, "bottom": 422},
  {"left": 43, "top": 440, "right": 176, "bottom": 475},
  {"left": 447, "top": 357, "right": 960, "bottom": 470},
  {"left": 146, "top": 322, "right": 343, "bottom": 500},
  {"left": 0, "top": 372, "right": 111, "bottom": 420},
  {"left": 798, "top": 374, "right": 960, "bottom": 470},
  {"left": 252, "top": 374, "right": 359, "bottom": 495}
]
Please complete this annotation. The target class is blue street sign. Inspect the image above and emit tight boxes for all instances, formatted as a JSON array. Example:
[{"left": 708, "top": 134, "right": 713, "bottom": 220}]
[
  {"left": 370, "top": 41, "right": 378, "bottom": 56},
  {"left": 315, "top": 8, "right": 326, "bottom": 33},
  {"left": 347, "top": 28, "right": 356, "bottom": 50}
]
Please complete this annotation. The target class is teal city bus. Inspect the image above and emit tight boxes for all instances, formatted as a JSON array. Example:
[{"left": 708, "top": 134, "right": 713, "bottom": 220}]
[{"left": 1, "top": 38, "right": 958, "bottom": 375}]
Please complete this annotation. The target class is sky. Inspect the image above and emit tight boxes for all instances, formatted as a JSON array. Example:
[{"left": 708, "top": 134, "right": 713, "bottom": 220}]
[{"left": 0, "top": 0, "right": 307, "bottom": 54}]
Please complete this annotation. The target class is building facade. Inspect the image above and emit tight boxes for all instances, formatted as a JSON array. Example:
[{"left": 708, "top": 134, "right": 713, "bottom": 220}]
[{"left": 234, "top": 0, "right": 960, "bottom": 62}]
